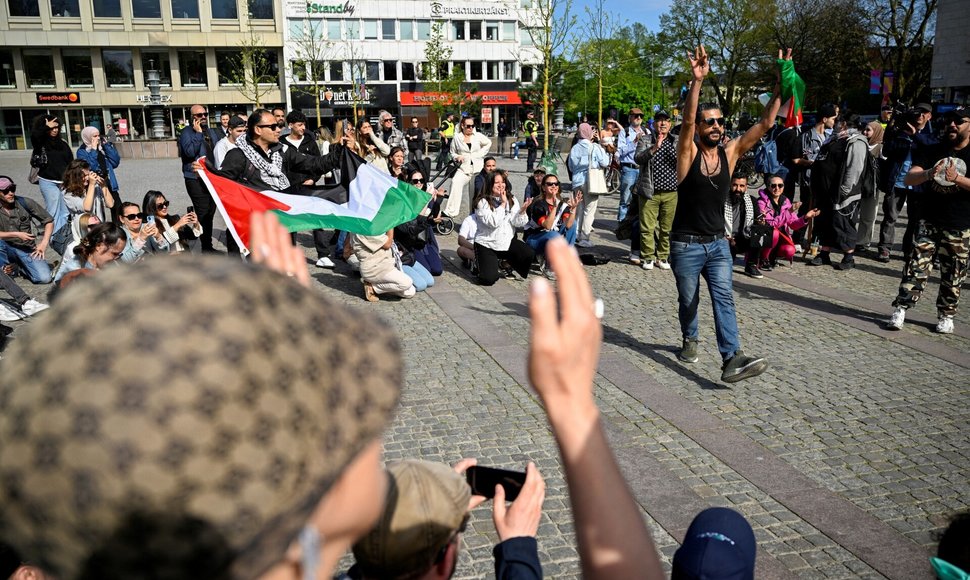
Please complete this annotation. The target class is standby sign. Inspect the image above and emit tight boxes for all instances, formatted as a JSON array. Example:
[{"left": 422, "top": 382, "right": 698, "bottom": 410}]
[{"left": 290, "top": 0, "right": 355, "bottom": 16}]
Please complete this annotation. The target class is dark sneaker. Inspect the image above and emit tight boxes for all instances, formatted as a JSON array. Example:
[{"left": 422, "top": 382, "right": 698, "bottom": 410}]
[
  {"left": 836, "top": 254, "right": 855, "bottom": 271},
  {"left": 877, "top": 249, "right": 891, "bottom": 263},
  {"left": 678, "top": 338, "right": 699, "bottom": 363},
  {"left": 758, "top": 259, "right": 773, "bottom": 272},
  {"left": 720, "top": 351, "right": 768, "bottom": 383},
  {"left": 808, "top": 252, "right": 831, "bottom": 266},
  {"left": 744, "top": 263, "right": 763, "bottom": 279}
]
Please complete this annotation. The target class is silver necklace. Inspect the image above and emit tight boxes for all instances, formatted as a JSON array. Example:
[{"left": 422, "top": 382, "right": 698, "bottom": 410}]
[{"left": 701, "top": 152, "right": 720, "bottom": 189}]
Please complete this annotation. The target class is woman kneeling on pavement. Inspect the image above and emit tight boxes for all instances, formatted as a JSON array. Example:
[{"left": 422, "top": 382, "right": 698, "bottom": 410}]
[
  {"left": 745, "top": 174, "right": 819, "bottom": 278},
  {"left": 524, "top": 173, "right": 582, "bottom": 279},
  {"left": 353, "top": 230, "right": 418, "bottom": 302},
  {"left": 473, "top": 171, "right": 534, "bottom": 285}
]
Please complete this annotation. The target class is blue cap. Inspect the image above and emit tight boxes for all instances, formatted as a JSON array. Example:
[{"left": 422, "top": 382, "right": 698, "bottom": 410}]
[{"left": 672, "top": 507, "right": 756, "bottom": 580}]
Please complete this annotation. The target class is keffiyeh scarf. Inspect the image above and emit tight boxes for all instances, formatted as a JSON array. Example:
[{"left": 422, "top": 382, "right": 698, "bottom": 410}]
[{"left": 236, "top": 138, "right": 291, "bottom": 190}]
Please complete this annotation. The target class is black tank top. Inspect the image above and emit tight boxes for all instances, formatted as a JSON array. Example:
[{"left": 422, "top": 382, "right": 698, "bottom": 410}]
[{"left": 672, "top": 147, "right": 731, "bottom": 236}]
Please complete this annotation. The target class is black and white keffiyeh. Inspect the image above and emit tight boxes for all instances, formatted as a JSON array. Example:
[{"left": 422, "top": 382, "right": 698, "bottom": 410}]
[{"left": 236, "top": 138, "right": 291, "bottom": 190}]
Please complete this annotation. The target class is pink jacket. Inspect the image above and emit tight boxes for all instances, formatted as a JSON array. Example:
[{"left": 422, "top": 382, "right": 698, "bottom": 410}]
[{"left": 757, "top": 190, "right": 807, "bottom": 233}]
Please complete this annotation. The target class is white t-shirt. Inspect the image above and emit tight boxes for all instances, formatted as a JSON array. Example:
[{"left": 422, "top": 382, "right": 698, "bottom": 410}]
[{"left": 458, "top": 214, "right": 478, "bottom": 241}]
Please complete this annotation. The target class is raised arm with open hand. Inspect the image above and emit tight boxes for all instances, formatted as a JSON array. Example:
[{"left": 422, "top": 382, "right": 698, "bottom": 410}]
[{"left": 528, "top": 237, "right": 664, "bottom": 579}]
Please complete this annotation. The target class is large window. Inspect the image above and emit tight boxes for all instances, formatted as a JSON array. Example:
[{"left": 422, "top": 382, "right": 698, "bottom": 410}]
[
  {"left": 363, "top": 20, "right": 378, "bottom": 40},
  {"left": 365, "top": 61, "right": 380, "bottom": 82},
  {"left": 103, "top": 49, "right": 134, "bottom": 87},
  {"left": 50, "top": 0, "right": 79, "bottom": 16},
  {"left": 469, "top": 61, "right": 483, "bottom": 80},
  {"left": 173, "top": 0, "right": 199, "bottom": 17},
  {"left": 215, "top": 50, "right": 239, "bottom": 85},
  {"left": 327, "top": 20, "right": 341, "bottom": 39},
  {"left": 346, "top": 20, "right": 360, "bottom": 40},
  {"left": 24, "top": 51, "right": 55, "bottom": 87},
  {"left": 452, "top": 21, "right": 465, "bottom": 40},
  {"left": 8, "top": 0, "right": 40, "bottom": 16},
  {"left": 486, "top": 61, "right": 499, "bottom": 80},
  {"left": 502, "top": 22, "right": 515, "bottom": 41},
  {"left": 178, "top": 50, "right": 207, "bottom": 87},
  {"left": 400, "top": 20, "right": 413, "bottom": 40},
  {"left": 521, "top": 65, "right": 534, "bottom": 83},
  {"left": 382, "top": 19, "right": 395, "bottom": 40},
  {"left": 310, "top": 60, "right": 326, "bottom": 82},
  {"left": 383, "top": 61, "right": 396, "bottom": 81},
  {"left": 93, "top": 0, "right": 121, "bottom": 17},
  {"left": 469, "top": 21, "right": 482, "bottom": 40},
  {"left": 401, "top": 62, "right": 415, "bottom": 81},
  {"left": 209, "top": 0, "right": 233, "bottom": 18},
  {"left": 329, "top": 61, "right": 343, "bottom": 81},
  {"left": 141, "top": 50, "right": 171, "bottom": 86},
  {"left": 485, "top": 21, "right": 499, "bottom": 41},
  {"left": 63, "top": 50, "right": 94, "bottom": 87},
  {"left": 131, "top": 0, "right": 160, "bottom": 18},
  {"left": 416, "top": 20, "right": 431, "bottom": 40},
  {"left": 260, "top": 50, "right": 279, "bottom": 83},
  {"left": 520, "top": 28, "right": 534, "bottom": 46},
  {"left": 503, "top": 61, "right": 515, "bottom": 80},
  {"left": 248, "top": 0, "right": 272, "bottom": 19},
  {"left": 290, "top": 60, "right": 307, "bottom": 82},
  {"left": 0, "top": 51, "right": 14, "bottom": 87}
]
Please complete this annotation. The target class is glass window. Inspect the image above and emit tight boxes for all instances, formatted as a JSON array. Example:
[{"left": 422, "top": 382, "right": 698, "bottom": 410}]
[
  {"left": 288, "top": 19, "right": 304, "bottom": 38},
  {"left": 50, "top": 0, "right": 79, "bottom": 16},
  {"left": 469, "top": 21, "right": 482, "bottom": 40},
  {"left": 502, "top": 61, "right": 515, "bottom": 80},
  {"left": 520, "top": 28, "right": 534, "bottom": 46},
  {"left": 310, "top": 60, "right": 326, "bottom": 82},
  {"left": 8, "top": 0, "right": 40, "bottom": 16},
  {"left": 400, "top": 20, "right": 413, "bottom": 40},
  {"left": 402, "top": 62, "right": 415, "bottom": 81},
  {"left": 102, "top": 49, "right": 134, "bottom": 87},
  {"left": 382, "top": 19, "right": 395, "bottom": 40},
  {"left": 469, "top": 61, "right": 482, "bottom": 80},
  {"left": 131, "top": 0, "right": 160, "bottom": 18},
  {"left": 93, "top": 0, "right": 121, "bottom": 17},
  {"left": 346, "top": 20, "right": 360, "bottom": 40},
  {"left": 452, "top": 21, "right": 465, "bottom": 40},
  {"left": 485, "top": 21, "right": 499, "bottom": 41},
  {"left": 365, "top": 61, "right": 380, "bottom": 82},
  {"left": 327, "top": 20, "right": 341, "bottom": 39},
  {"left": 263, "top": 49, "right": 279, "bottom": 80},
  {"left": 363, "top": 20, "right": 378, "bottom": 40},
  {"left": 520, "top": 0, "right": 531, "bottom": 6},
  {"left": 416, "top": 20, "right": 431, "bottom": 40},
  {"left": 172, "top": 0, "right": 199, "bottom": 18},
  {"left": 486, "top": 61, "right": 498, "bottom": 80},
  {"left": 0, "top": 51, "right": 15, "bottom": 87},
  {"left": 24, "top": 51, "right": 55, "bottom": 87},
  {"left": 521, "top": 65, "right": 534, "bottom": 82},
  {"left": 63, "top": 50, "right": 94, "bottom": 87},
  {"left": 141, "top": 50, "right": 171, "bottom": 86},
  {"left": 178, "top": 50, "right": 207, "bottom": 87},
  {"left": 291, "top": 60, "right": 307, "bottom": 82},
  {"left": 383, "top": 61, "right": 396, "bottom": 81},
  {"left": 329, "top": 61, "right": 343, "bottom": 81},
  {"left": 248, "top": 0, "right": 272, "bottom": 19},
  {"left": 215, "top": 49, "right": 239, "bottom": 85},
  {"left": 502, "top": 22, "right": 515, "bottom": 41},
  {"left": 209, "top": 0, "right": 233, "bottom": 18}
]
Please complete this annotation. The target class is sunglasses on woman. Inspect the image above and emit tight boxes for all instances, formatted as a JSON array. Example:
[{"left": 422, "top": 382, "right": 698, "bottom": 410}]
[
  {"left": 411, "top": 178, "right": 425, "bottom": 184},
  {"left": 123, "top": 212, "right": 145, "bottom": 220},
  {"left": 157, "top": 201, "right": 170, "bottom": 209}
]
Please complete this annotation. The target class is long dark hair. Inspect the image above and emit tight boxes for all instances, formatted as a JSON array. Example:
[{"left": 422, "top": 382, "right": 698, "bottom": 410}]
[
  {"left": 74, "top": 222, "right": 125, "bottom": 261},
  {"left": 62, "top": 160, "right": 92, "bottom": 197},
  {"left": 473, "top": 170, "right": 511, "bottom": 211}
]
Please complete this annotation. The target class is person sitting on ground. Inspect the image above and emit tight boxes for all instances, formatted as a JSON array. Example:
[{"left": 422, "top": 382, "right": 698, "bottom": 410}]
[
  {"left": 397, "top": 168, "right": 444, "bottom": 276},
  {"left": 474, "top": 156, "right": 498, "bottom": 196},
  {"left": 118, "top": 201, "right": 168, "bottom": 263},
  {"left": 726, "top": 173, "right": 755, "bottom": 262},
  {"left": 143, "top": 190, "right": 201, "bottom": 254},
  {"left": 672, "top": 507, "right": 757, "bottom": 580},
  {"left": 457, "top": 213, "right": 478, "bottom": 272},
  {"left": 60, "top": 159, "right": 115, "bottom": 224},
  {"left": 353, "top": 229, "right": 417, "bottom": 302},
  {"left": 62, "top": 212, "right": 100, "bottom": 260},
  {"left": 53, "top": 222, "right": 126, "bottom": 283},
  {"left": 523, "top": 167, "right": 547, "bottom": 200},
  {"left": 347, "top": 458, "right": 544, "bottom": 580},
  {"left": 0, "top": 269, "right": 49, "bottom": 321},
  {"left": 933, "top": 510, "right": 970, "bottom": 580},
  {"left": 472, "top": 171, "right": 534, "bottom": 285},
  {"left": 0, "top": 176, "right": 54, "bottom": 284},
  {"left": 524, "top": 174, "right": 582, "bottom": 279},
  {"left": 746, "top": 174, "right": 818, "bottom": 278},
  {"left": 0, "top": 211, "right": 404, "bottom": 580}
]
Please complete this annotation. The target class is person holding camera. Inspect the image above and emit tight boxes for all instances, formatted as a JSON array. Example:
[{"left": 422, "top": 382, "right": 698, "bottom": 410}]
[
  {"left": 60, "top": 160, "right": 115, "bottom": 225},
  {"left": 76, "top": 126, "right": 121, "bottom": 222},
  {"left": 177, "top": 104, "right": 222, "bottom": 253}
]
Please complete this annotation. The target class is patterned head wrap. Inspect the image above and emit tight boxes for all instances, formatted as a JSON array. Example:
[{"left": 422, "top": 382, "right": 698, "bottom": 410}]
[{"left": 0, "top": 256, "right": 402, "bottom": 578}]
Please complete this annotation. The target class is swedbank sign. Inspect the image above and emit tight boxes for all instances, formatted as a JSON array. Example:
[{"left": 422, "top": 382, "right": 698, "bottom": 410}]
[{"left": 305, "top": 0, "right": 355, "bottom": 14}]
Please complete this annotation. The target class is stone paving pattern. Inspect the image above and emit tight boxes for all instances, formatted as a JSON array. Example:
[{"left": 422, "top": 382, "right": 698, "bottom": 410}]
[{"left": 0, "top": 151, "right": 967, "bottom": 579}]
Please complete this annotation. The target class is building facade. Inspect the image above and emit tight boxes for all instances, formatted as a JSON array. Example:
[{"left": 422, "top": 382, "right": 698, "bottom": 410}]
[
  {"left": 282, "top": 0, "right": 542, "bottom": 132},
  {"left": 930, "top": 0, "right": 970, "bottom": 105},
  {"left": 0, "top": 0, "right": 284, "bottom": 150}
]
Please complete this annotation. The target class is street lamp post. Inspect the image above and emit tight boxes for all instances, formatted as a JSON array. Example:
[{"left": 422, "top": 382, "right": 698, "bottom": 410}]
[{"left": 146, "top": 60, "right": 166, "bottom": 139}]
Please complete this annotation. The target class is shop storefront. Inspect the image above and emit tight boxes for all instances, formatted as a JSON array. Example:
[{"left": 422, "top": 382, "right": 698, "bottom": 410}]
[
  {"left": 399, "top": 82, "right": 523, "bottom": 134},
  {"left": 290, "top": 84, "right": 399, "bottom": 129}
]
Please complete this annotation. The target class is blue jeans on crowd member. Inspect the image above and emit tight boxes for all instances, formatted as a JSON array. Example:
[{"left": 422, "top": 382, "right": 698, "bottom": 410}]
[
  {"left": 0, "top": 240, "right": 53, "bottom": 284},
  {"left": 38, "top": 177, "right": 70, "bottom": 233},
  {"left": 526, "top": 222, "right": 579, "bottom": 256},
  {"left": 617, "top": 166, "right": 639, "bottom": 222},
  {"left": 511, "top": 140, "right": 527, "bottom": 158},
  {"left": 669, "top": 237, "right": 741, "bottom": 362},
  {"left": 403, "top": 262, "right": 434, "bottom": 291}
]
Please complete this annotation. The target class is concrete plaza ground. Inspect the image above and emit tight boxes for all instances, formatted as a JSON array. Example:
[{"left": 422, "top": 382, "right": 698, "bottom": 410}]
[{"left": 0, "top": 149, "right": 967, "bottom": 579}]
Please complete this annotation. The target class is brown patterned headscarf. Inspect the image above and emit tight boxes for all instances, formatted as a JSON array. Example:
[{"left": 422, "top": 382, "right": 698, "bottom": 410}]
[{"left": 0, "top": 256, "right": 402, "bottom": 579}]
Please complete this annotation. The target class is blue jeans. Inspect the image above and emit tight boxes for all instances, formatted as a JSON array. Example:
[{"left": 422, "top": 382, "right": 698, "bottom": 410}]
[
  {"left": 669, "top": 237, "right": 740, "bottom": 362},
  {"left": 0, "top": 240, "right": 52, "bottom": 284},
  {"left": 511, "top": 140, "right": 527, "bottom": 157},
  {"left": 403, "top": 262, "right": 434, "bottom": 291},
  {"left": 526, "top": 223, "right": 578, "bottom": 256},
  {"left": 39, "top": 177, "right": 70, "bottom": 233},
  {"left": 617, "top": 166, "right": 639, "bottom": 222}
]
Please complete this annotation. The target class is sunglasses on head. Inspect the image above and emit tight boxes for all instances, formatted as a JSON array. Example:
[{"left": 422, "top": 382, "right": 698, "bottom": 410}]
[
  {"left": 701, "top": 117, "right": 725, "bottom": 127},
  {"left": 157, "top": 201, "right": 170, "bottom": 209},
  {"left": 123, "top": 212, "right": 145, "bottom": 220}
]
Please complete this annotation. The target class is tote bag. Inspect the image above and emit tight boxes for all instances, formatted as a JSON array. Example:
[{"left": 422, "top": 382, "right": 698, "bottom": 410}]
[{"left": 586, "top": 146, "right": 608, "bottom": 195}]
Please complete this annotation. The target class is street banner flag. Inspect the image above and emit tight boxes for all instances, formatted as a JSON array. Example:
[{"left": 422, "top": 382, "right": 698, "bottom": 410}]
[
  {"left": 198, "top": 148, "right": 431, "bottom": 254},
  {"left": 778, "top": 58, "right": 806, "bottom": 128}
]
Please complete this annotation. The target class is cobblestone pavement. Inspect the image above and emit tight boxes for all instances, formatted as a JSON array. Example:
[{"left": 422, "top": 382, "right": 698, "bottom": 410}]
[{"left": 1, "top": 151, "right": 967, "bottom": 579}]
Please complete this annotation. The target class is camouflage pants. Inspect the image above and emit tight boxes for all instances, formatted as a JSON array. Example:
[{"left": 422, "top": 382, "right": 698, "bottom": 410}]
[{"left": 892, "top": 221, "right": 970, "bottom": 317}]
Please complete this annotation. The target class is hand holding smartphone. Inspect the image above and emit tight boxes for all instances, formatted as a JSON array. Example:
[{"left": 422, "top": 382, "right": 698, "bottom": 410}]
[{"left": 466, "top": 465, "right": 526, "bottom": 501}]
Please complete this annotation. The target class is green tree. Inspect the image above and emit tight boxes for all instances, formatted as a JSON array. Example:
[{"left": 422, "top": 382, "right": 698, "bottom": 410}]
[
  {"left": 225, "top": 27, "right": 279, "bottom": 108},
  {"left": 422, "top": 21, "right": 454, "bottom": 119},
  {"left": 865, "top": 0, "right": 937, "bottom": 104},
  {"left": 523, "top": 0, "right": 576, "bottom": 148},
  {"left": 572, "top": 0, "right": 623, "bottom": 125}
]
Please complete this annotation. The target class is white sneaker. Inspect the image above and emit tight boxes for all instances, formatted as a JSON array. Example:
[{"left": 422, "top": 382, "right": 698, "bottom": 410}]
[
  {"left": 794, "top": 244, "right": 803, "bottom": 254},
  {"left": 20, "top": 299, "right": 49, "bottom": 316},
  {"left": 656, "top": 259, "right": 671, "bottom": 270},
  {"left": 887, "top": 307, "right": 906, "bottom": 330},
  {"left": 315, "top": 256, "right": 336, "bottom": 269},
  {"left": 0, "top": 303, "right": 23, "bottom": 321},
  {"left": 628, "top": 253, "right": 642, "bottom": 265},
  {"left": 935, "top": 315, "right": 954, "bottom": 334},
  {"left": 575, "top": 239, "right": 593, "bottom": 248},
  {"left": 641, "top": 260, "right": 654, "bottom": 271}
]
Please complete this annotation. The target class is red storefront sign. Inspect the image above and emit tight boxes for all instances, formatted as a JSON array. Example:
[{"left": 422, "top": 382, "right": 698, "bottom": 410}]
[{"left": 400, "top": 91, "right": 522, "bottom": 106}]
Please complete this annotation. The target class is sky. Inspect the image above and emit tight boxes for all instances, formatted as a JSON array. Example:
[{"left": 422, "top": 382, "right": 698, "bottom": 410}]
[{"left": 571, "top": 0, "right": 672, "bottom": 33}]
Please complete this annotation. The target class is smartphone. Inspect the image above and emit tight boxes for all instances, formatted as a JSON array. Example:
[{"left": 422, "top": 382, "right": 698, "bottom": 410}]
[
  {"left": 146, "top": 215, "right": 155, "bottom": 224},
  {"left": 466, "top": 466, "right": 526, "bottom": 501},
  {"left": 186, "top": 206, "right": 195, "bottom": 214}
]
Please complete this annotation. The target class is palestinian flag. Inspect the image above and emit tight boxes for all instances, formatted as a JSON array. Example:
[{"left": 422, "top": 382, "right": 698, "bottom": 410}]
[
  {"left": 197, "top": 148, "right": 431, "bottom": 254},
  {"left": 778, "top": 58, "right": 806, "bottom": 128}
]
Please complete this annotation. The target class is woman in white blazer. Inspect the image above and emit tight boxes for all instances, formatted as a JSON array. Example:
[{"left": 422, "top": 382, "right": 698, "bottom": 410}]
[{"left": 442, "top": 117, "right": 492, "bottom": 218}]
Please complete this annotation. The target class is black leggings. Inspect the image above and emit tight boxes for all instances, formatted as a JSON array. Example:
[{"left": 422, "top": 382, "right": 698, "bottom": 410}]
[{"left": 474, "top": 239, "right": 534, "bottom": 285}]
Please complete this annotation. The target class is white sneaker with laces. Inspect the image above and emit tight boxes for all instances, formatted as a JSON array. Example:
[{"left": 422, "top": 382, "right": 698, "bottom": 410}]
[
  {"left": 315, "top": 256, "right": 336, "bottom": 269},
  {"left": 887, "top": 307, "right": 906, "bottom": 330},
  {"left": 0, "top": 303, "right": 23, "bottom": 322},
  {"left": 656, "top": 259, "right": 671, "bottom": 270},
  {"left": 20, "top": 299, "right": 49, "bottom": 316},
  {"left": 935, "top": 315, "right": 954, "bottom": 334},
  {"left": 641, "top": 260, "right": 654, "bottom": 271}
]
